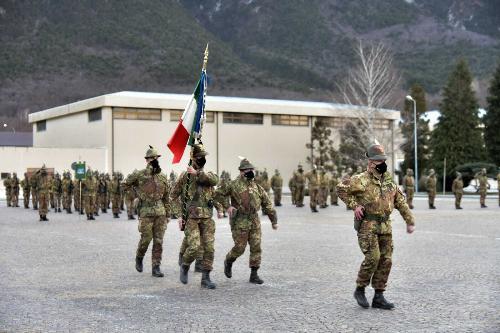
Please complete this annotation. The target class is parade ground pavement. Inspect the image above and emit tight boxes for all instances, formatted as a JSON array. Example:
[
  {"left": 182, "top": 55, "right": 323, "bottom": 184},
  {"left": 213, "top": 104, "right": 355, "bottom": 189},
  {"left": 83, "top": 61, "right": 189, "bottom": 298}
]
[{"left": 1, "top": 195, "right": 499, "bottom": 333}]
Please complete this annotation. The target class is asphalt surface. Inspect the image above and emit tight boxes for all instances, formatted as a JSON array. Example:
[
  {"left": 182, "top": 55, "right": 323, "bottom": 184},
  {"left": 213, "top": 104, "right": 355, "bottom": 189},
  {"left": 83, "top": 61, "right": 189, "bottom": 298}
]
[{"left": 0, "top": 195, "right": 499, "bottom": 332}]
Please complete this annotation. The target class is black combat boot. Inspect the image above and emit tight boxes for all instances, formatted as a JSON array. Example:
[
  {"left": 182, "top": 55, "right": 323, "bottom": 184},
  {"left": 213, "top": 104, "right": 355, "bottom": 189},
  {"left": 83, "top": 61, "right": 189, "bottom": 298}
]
[
  {"left": 94, "top": 211, "right": 99, "bottom": 216},
  {"left": 178, "top": 253, "right": 183, "bottom": 267},
  {"left": 80, "top": 210, "right": 84, "bottom": 215},
  {"left": 58, "top": 208, "right": 62, "bottom": 213},
  {"left": 43, "top": 215, "right": 49, "bottom": 221},
  {"left": 224, "top": 260, "right": 233, "bottom": 278},
  {"left": 89, "top": 214, "right": 95, "bottom": 220},
  {"left": 39, "top": 215, "right": 44, "bottom": 222},
  {"left": 311, "top": 207, "right": 318, "bottom": 213},
  {"left": 135, "top": 257, "right": 143, "bottom": 272},
  {"left": 128, "top": 215, "right": 135, "bottom": 220},
  {"left": 353, "top": 286, "right": 369, "bottom": 309},
  {"left": 113, "top": 213, "right": 120, "bottom": 218},
  {"left": 67, "top": 208, "right": 72, "bottom": 214},
  {"left": 87, "top": 214, "right": 91, "bottom": 220},
  {"left": 152, "top": 265, "right": 164, "bottom": 277},
  {"left": 180, "top": 264, "right": 190, "bottom": 284},
  {"left": 481, "top": 204, "right": 487, "bottom": 208},
  {"left": 372, "top": 290, "right": 395, "bottom": 310},
  {"left": 201, "top": 270, "right": 216, "bottom": 289},
  {"left": 249, "top": 267, "right": 264, "bottom": 284},
  {"left": 102, "top": 208, "right": 107, "bottom": 213},
  {"left": 194, "top": 259, "right": 203, "bottom": 273}
]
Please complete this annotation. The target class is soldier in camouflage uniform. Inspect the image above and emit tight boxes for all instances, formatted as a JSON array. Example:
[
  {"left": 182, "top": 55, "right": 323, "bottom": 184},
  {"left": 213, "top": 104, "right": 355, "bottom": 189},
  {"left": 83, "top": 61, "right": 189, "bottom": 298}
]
[
  {"left": 30, "top": 172, "right": 39, "bottom": 210},
  {"left": 10, "top": 173, "right": 20, "bottom": 207},
  {"left": 21, "top": 173, "right": 31, "bottom": 209},
  {"left": 169, "top": 171, "right": 181, "bottom": 219},
  {"left": 105, "top": 173, "right": 111, "bottom": 209},
  {"left": 82, "top": 170, "right": 97, "bottom": 220},
  {"left": 51, "top": 173, "right": 62, "bottom": 212},
  {"left": 292, "top": 164, "right": 305, "bottom": 207},
  {"left": 73, "top": 178, "right": 83, "bottom": 214},
  {"left": 61, "top": 172, "right": 74, "bottom": 213},
  {"left": 337, "top": 143, "right": 415, "bottom": 310},
  {"left": 126, "top": 146, "right": 170, "bottom": 278},
  {"left": 426, "top": 169, "right": 437, "bottom": 209},
  {"left": 171, "top": 144, "right": 220, "bottom": 289},
  {"left": 37, "top": 165, "right": 51, "bottom": 221},
  {"left": 305, "top": 165, "right": 321, "bottom": 212},
  {"left": 270, "top": 169, "right": 283, "bottom": 206},
  {"left": 217, "top": 158, "right": 278, "bottom": 284},
  {"left": 402, "top": 168, "right": 415, "bottom": 209},
  {"left": 475, "top": 168, "right": 490, "bottom": 208},
  {"left": 452, "top": 171, "right": 464, "bottom": 210},
  {"left": 319, "top": 167, "right": 330, "bottom": 208},
  {"left": 92, "top": 171, "right": 100, "bottom": 216},
  {"left": 329, "top": 171, "right": 339, "bottom": 206},
  {"left": 98, "top": 173, "right": 108, "bottom": 214},
  {"left": 109, "top": 173, "right": 122, "bottom": 218},
  {"left": 288, "top": 176, "right": 296, "bottom": 205},
  {"left": 217, "top": 171, "right": 231, "bottom": 217},
  {"left": 3, "top": 174, "right": 12, "bottom": 207},
  {"left": 123, "top": 179, "right": 137, "bottom": 220}
]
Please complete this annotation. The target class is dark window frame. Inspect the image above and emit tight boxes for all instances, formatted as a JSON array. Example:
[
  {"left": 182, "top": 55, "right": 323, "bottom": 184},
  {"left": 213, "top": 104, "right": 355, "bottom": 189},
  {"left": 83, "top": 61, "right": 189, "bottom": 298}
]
[
  {"left": 223, "top": 112, "right": 263, "bottom": 125},
  {"left": 88, "top": 108, "right": 102, "bottom": 122},
  {"left": 36, "top": 120, "right": 46, "bottom": 132}
]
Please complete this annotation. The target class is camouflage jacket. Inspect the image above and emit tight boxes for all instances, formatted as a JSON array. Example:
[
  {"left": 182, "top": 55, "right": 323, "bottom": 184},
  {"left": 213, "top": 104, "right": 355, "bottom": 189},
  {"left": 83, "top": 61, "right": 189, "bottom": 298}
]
[
  {"left": 305, "top": 170, "right": 321, "bottom": 189},
  {"left": 319, "top": 173, "right": 330, "bottom": 188},
  {"left": 292, "top": 171, "right": 306, "bottom": 187},
  {"left": 109, "top": 179, "right": 121, "bottom": 195},
  {"left": 288, "top": 177, "right": 296, "bottom": 189},
  {"left": 328, "top": 176, "right": 338, "bottom": 192},
  {"left": 426, "top": 175, "right": 437, "bottom": 192},
  {"left": 403, "top": 175, "right": 415, "bottom": 190},
  {"left": 11, "top": 177, "right": 20, "bottom": 190},
  {"left": 452, "top": 178, "right": 463, "bottom": 194},
  {"left": 37, "top": 174, "right": 51, "bottom": 193},
  {"left": 125, "top": 166, "right": 170, "bottom": 218},
  {"left": 98, "top": 179, "right": 107, "bottom": 194},
  {"left": 21, "top": 178, "right": 30, "bottom": 191},
  {"left": 3, "top": 178, "right": 11, "bottom": 190},
  {"left": 82, "top": 177, "right": 97, "bottom": 196},
  {"left": 51, "top": 178, "right": 62, "bottom": 194},
  {"left": 270, "top": 175, "right": 283, "bottom": 190},
  {"left": 62, "top": 178, "right": 74, "bottom": 194},
  {"left": 337, "top": 170, "right": 414, "bottom": 234},
  {"left": 30, "top": 174, "right": 39, "bottom": 191},
  {"left": 170, "top": 169, "right": 220, "bottom": 219},
  {"left": 216, "top": 175, "right": 277, "bottom": 226},
  {"left": 476, "top": 175, "right": 489, "bottom": 191}
]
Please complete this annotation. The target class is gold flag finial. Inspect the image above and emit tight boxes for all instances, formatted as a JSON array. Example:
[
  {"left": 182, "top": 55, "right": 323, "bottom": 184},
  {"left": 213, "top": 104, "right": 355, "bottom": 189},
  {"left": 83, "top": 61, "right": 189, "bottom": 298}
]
[{"left": 202, "top": 43, "right": 209, "bottom": 71}]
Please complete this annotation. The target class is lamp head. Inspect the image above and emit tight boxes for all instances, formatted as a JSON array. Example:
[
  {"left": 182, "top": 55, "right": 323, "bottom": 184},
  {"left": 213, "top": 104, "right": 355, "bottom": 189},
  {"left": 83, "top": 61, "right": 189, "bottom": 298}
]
[{"left": 405, "top": 95, "right": 414, "bottom": 102}]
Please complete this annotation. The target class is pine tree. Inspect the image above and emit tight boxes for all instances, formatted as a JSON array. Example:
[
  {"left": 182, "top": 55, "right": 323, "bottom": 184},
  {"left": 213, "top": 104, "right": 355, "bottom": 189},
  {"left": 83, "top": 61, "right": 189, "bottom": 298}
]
[
  {"left": 306, "top": 118, "right": 340, "bottom": 171},
  {"left": 483, "top": 61, "right": 500, "bottom": 165},
  {"left": 400, "top": 83, "right": 431, "bottom": 176},
  {"left": 431, "top": 59, "right": 487, "bottom": 177},
  {"left": 338, "top": 120, "right": 370, "bottom": 170}
]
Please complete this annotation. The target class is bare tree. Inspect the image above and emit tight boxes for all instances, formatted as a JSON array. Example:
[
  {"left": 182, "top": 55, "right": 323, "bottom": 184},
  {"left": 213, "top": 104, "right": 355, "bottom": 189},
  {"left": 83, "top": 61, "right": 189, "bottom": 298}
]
[{"left": 338, "top": 40, "right": 401, "bottom": 140}]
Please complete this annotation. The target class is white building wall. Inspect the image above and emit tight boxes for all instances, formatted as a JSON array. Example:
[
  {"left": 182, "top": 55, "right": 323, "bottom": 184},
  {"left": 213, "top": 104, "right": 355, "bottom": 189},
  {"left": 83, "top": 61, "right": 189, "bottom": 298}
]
[{"left": 33, "top": 110, "right": 108, "bottom": 148}]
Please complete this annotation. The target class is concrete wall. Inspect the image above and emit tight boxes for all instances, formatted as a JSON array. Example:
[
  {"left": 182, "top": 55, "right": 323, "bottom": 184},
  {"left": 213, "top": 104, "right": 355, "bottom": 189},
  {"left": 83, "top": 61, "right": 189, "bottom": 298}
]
[
  {"left": 33, "top": 110, "right": 108, "bottom": 148},
  {"left": 0, "top": 146, "right": 107, "bottom": 191}
]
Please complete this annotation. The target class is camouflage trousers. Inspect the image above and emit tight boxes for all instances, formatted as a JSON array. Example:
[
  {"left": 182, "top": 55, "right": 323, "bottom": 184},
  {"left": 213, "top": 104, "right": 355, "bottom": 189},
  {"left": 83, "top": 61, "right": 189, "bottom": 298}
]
[
  {"left": 93, "top": 194, "right": 99, "bottom": 214},
  {"left": 62, "top": 191, "right": 72, "bottom": 210},
  {"left": 226, "top": 220, "right": 262, "bottom": 268},
  {"left": 32, "top": 191, "right": 38, "bottom": 209},
  {"left": 356, "top": 221, "right": 393, "bottom": 291},
  {"left": 38, "top": 192, "right": 49, "bottom": 215},
  {"left": 330, "top": 190, "right": 338, "bottom": 205},
  {"left": 74, "top": 192, "right": 81, "bottom": 212},
  {"left": 181, "top": 218, "right": 215, "bottom": 271},
  {"left": 319, "top": 187, "right": 328, "bottom": 207},
  {"left": 428, "top": 190, "right": 436, "bottom": 206},
  {"left": 179, "top": 235, "right": 203, "bottom": 261},
  {"left": 405, "top": 188, "right": 414, "bottom": 208},
  {"left": 111, "top": 194, "right": 121, "bottom": 214},
  {"left": 5, "top": 190, "right": 12, "bottom": 206},
  {"left": 454, "top": 192, "right": 462, "bottom": 208},
  {"left": 126, "top": 197, "right": 135, "bottom": 216},
  {"left": 49, "top": 192, "right": 55, "bottom": 208},
  {"left": 272, "top": 188, "right": 282, "bottom": 206},
  {"left": 295, "top": 185, "right": 305, "bottom": 206},
  {"left": 11, "top": 189, "right": 19, "bottom": 207},
  {"left": 309, "top": 187, "right": 319, "bottom": 209},
  {"left": 290, "top": 187, "right": 296, "bottom": 205},
  {"left": 136, "top": 216, "right": 168, "bottom": 266},
  {"left": 84, "top": 195, "right": 96, "bottom": 215},
  {"left": 479, "top": 189, "right": 487, "bottom": 206},
  {"left": 23, "top": 189, "right": 30, "bottom": 208},
  {"left": 53, "top": 193, "right": 62, "bottom": 210},
  {"left": 99, "top": 193, "right": 107, "bottom": 211}
]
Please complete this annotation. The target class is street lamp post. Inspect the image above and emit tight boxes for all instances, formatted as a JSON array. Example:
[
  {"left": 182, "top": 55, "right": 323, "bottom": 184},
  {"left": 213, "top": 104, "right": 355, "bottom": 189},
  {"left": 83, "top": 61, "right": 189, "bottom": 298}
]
[{"left": 405, "top": 95, "right": 418, "bottom": 193}]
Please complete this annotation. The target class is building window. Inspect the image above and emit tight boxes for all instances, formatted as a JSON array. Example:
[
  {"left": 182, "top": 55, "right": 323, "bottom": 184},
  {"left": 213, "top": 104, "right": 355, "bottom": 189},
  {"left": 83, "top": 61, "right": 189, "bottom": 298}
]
[
  {"left": 223, "top": 112, "right": 263, "bottom": 124},
  {"left": 88, "top": 108, "right": 102, "bottom": 122},
  {"left": 36, "top": 120, "right": 46, "bottom": 132},
  {"left": 323, "top": 117, "right": 345, "bottom": 128},
  {"left": 113, "top": 107, "right": 161, "bottom": 121},
  {"left": 169, "top": 110, "right": 214, "bottom": 123},
  {"left": 272, "top": 114, "right": 309, "bottom": 126},
  {"left": 373, "top": 118, "right": 391, "bottom": 129}
]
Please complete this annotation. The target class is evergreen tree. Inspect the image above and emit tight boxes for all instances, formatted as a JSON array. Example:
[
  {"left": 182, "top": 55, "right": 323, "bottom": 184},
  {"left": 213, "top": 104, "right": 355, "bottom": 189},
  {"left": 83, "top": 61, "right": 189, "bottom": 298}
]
[
  {"left": 306, "top": 118, "right": 340, "bottom": 171},
  {"left": 431, "top": 59, "right": 487, "bottom": 178},
  {"left": 483, "top": 61, "right": 500, "bottom": 165},
  {"left": 338, "top": 120, "right": 370, "bottom": 171},
  {"left": 400, "top": 83, "right": 431, "bottom": 175}
]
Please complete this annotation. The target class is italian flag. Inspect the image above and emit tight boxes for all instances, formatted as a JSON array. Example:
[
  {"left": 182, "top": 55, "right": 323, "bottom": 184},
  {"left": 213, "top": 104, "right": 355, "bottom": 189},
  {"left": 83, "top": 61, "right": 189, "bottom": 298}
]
[{"left": 167, "top": 71, "right": 207, "bottom": 163}]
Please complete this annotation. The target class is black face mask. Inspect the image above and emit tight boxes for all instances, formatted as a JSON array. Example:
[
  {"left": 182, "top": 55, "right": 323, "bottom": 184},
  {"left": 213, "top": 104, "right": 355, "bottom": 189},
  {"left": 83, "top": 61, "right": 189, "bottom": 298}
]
[
  {"left": 244, "top": 170, "right": 255, "bottom": 180},
  {"left": 149, "top": 159, "right": 161, "bottom": 174},
  {"left": 298, "top": 169, "right": 303, "bottom": 173},
  {"left": 195, "top": 157, "right": 206, "bottom": 169},
  {"left": 375, "top": 162, "right": 387, "bottom": 175}
]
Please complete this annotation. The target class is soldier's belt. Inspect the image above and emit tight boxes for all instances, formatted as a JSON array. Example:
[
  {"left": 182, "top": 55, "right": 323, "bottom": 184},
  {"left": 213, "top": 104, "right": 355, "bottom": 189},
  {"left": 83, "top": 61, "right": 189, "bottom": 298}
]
[
  {"left": 406, "top": 185, "right": 414, "bottom": 188},
  {"left": 363, "top": 213, "right": 389, "bottom": 223}
]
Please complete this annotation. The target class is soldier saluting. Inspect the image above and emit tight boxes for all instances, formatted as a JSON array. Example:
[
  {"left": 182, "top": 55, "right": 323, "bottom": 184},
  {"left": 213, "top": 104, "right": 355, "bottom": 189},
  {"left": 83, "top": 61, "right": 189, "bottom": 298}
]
[
  {"left": 337, "top": 143, "right": 415, "bottom": 310},
  {"left": 126, "top": 146, "right": 171, "bottom": 278}
]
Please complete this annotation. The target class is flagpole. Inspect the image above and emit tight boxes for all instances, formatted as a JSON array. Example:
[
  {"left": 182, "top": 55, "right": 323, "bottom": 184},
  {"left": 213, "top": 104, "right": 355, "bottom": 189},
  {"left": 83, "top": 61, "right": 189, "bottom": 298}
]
[{"left": 180, "top": 44, "right": 209, "bottom": 231}]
